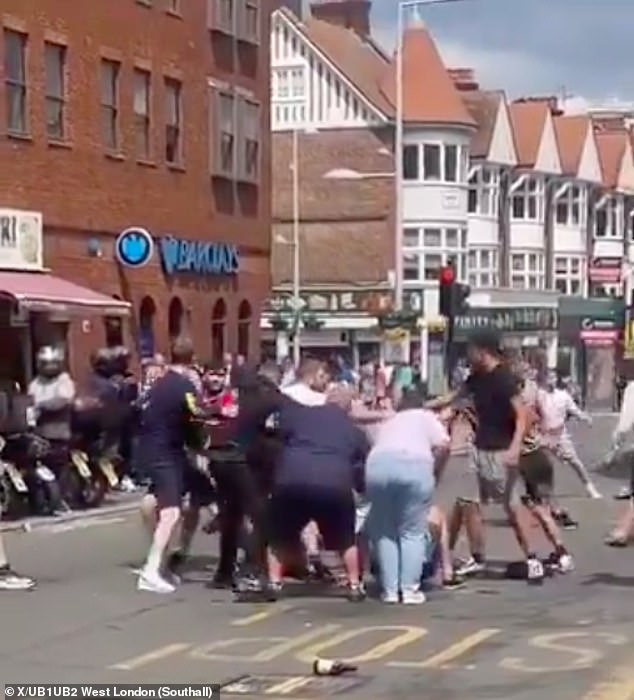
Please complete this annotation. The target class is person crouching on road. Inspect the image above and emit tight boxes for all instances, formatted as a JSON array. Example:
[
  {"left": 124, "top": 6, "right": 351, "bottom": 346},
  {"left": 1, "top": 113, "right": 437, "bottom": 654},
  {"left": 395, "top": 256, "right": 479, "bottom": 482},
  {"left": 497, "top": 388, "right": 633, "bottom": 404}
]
[
  {"left": 136, "top": 337, "right": 207, "bottom": 594},
  {"left": 265, "top": 382, "right": 370, "bottom": 602},
  {"left": 365, "top": 390, "right": 450, "bottom": 604}
]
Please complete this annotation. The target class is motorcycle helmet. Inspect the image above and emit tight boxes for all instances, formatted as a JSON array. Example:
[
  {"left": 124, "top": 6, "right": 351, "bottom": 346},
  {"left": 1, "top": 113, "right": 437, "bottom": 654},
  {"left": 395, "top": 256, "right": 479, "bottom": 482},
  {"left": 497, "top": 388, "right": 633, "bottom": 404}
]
[
  {"left": 36, "top": 346, "right": 64, "bottom": 378},
  {"left": 111, "top": 345, "right": 131, "bottom": 374}
]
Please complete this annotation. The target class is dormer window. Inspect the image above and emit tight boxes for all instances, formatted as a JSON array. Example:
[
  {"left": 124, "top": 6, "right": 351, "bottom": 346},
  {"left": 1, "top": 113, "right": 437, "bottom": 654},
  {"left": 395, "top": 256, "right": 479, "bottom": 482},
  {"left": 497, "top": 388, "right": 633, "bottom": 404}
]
[{"left": 511, "top": 176, "right": 544, "bottom": 222}]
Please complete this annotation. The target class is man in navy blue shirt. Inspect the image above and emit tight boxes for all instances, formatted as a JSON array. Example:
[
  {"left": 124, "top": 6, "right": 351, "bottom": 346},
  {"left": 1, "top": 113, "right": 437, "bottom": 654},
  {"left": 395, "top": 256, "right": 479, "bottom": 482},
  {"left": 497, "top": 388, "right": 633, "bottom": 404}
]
[{"left": 137, "top": 337, "right": 206, "bottom": 594}]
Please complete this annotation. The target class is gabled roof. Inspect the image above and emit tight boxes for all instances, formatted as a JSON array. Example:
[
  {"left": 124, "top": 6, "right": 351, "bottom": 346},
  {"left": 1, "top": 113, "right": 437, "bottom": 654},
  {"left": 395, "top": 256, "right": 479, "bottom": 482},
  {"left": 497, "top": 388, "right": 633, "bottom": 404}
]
[
  {"left": 278, "top": 7, "right": 393, "bottom": 117},
  {"left": 379, "top": 22, "right": 476, "bottom": 127},
  {"left": 595, "top": 130, "right": 627, "bottom": 188},
  {"left": 508, "top": 100, "right": 551, "bottom": 167},
  {"left": 461, "top": 90, "right": 503, "bottom": 158},
  {"left": 553, "top": 115, "right": 589, "bottom": 176}
]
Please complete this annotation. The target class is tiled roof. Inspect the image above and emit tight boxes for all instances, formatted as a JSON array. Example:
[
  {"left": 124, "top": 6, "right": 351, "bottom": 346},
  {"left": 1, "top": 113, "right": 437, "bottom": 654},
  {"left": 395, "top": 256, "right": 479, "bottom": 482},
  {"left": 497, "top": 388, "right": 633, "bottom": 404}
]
[
  {"left": 595, "top": 130, "right": 626, "bottom": 188},
  {"left": 460, "top": 90, "right": 502, "bottom": 158},
  {"left": 553, "top": 115, "right": 589, "bottom": 176},
  {"left": 379, "top": 22, "right": 476, "bottom": 126},
  {"left": 272, "top": 220, "right": 392, "bottom": 285},
  {"left": 508, "top": 100, "right": 549, "bottom": 167}
]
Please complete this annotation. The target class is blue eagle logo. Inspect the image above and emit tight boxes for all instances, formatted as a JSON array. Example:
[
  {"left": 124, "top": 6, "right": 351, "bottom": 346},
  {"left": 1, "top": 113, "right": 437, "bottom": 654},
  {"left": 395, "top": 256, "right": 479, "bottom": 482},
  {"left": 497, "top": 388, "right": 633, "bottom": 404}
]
[{"left": 115, "top": 228, "right": 154, "bottom": 267}]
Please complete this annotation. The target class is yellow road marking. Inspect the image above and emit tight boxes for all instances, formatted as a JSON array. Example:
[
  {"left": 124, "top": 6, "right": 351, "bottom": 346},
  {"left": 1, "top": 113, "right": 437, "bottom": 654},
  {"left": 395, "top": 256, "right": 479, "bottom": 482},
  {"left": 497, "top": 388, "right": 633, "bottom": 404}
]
[
  {"left": 232, "top": 605, "right": 292, "bottom": 627},
  {"left": 389, "top": 628, "right": 500, "bottom": 669},
  {"left": 296, "top": 625, "right": 426, "bottom": 664},
  {"left": 264, "top": 677, "right": 312, "bottom": 695},
  {"left": 110, "top": 643, "right": 191, "bottom": 670},
  {"left": 581, "top": 665, "right": 634, "bottom": 700}
]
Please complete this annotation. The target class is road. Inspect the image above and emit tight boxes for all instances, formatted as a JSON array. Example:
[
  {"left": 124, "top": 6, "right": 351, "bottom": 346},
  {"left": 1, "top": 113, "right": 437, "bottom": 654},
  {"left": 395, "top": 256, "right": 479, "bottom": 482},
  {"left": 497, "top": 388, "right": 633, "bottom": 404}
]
[{"left": 1, "top": 417, "right": 634, "bottom": 700}]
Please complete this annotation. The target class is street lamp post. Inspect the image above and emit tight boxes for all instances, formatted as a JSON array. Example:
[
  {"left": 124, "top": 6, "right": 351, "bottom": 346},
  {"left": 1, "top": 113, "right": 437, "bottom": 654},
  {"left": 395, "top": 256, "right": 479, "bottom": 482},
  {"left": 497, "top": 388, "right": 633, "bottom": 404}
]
[{"left": 291, "top": 127, "right": 301, "bottom": 366}]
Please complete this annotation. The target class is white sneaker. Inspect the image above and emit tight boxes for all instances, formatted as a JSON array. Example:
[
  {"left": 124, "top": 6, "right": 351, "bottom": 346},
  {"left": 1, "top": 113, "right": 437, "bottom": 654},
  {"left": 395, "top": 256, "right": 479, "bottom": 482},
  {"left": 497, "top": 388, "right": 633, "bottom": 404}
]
[
  {"left": 586, "top": 483, "right": 602, "bottom": 499},
  {"left": 381, "top": 591, "right": 399, "bottom": 604},
  {"left": 137, "top": 570, "right": 175, "bottom": 594},
  {"left": 456, "top": 557, "right": 485, "bottom": 577},
  {"left": 401, "top": 589, "right": 426, "bottom": 604},
  {"left": 558, "top": 553, "right": 575, "bottom": 573}
]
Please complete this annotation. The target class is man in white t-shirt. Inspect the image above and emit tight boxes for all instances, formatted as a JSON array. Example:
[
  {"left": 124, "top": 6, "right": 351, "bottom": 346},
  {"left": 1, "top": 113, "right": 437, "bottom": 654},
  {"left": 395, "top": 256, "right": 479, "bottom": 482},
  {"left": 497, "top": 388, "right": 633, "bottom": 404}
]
[
  {"left": 281, "top": 359, "right": 328, "bottom": 406},
  {"left": 537, "top": 370, "right": 599, "bottom": 499}
]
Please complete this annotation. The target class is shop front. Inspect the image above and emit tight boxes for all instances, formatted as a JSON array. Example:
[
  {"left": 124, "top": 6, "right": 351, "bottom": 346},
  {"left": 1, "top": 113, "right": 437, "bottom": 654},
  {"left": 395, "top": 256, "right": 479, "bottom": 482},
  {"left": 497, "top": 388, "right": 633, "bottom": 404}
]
[
  {"left": 0, "top": 208, "right": 130, "bottom": 387},
  {"left": 558, "top": 296, "right": 624, "bottom": 411}
]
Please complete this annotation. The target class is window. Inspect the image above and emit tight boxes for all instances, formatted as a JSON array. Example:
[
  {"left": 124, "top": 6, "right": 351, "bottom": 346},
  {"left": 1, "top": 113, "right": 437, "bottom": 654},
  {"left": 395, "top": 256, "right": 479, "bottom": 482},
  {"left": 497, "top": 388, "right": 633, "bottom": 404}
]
[
  {"left": 164, "top": 78, "right": 182, "bottom": 164},
  {"left": 468, "top": 167, "right": 499, "bottom": 217},
  {"left": 423, "top": 228, "right": 442, "bottom": 247},
  {"left": 100, "top": 59, "right": 120, "bottom": 150},
  {"left": 402, "top": 145, "right": 418, "bottom": 180},
  {"left": 403, "top": 228, "right": 419, "bottom": 247},
  {"left": 467, "top": 247, "right": 498, "bottom": 288},
  {"left": 423, "top": 144, "right": 441, "bottom": 181},
  {"left": 273, "top": 67, "right": 304, "bottom": 100},
  {"left": 239, "top": 97, "right": 260, "bottom": 182},
  {"left": 44, "top": 43, "right": 66, "bottom": 140},
  {"left": 511, "top": 176, "right": 543, "bottom": 221},
  {"left": 444, "top": 144, "right": 457, "bottom": 182},
  {"left": 423, "top": 253, "right": 442, "bottom": 281},
  {"left": 403, "top": 253, "right": 419, "bottom": 281},
  {"left": 555, "top": 185, "right": 586, "bottom": 227},
  {"left": 595, "top": 196, "right": 622, "bottom": 238},
  {"left": 554, "top": 255, "right": 584, "bottom": 296},
  {"left": 212, "top": 89, "right": 235, "bottom": 177},
  {"left": 133, "top": 69, "right": 151, "bottom": 159},
  {"left": 509, "top": 252, "right": 545, "bottom": 290},
  {"left": 4, "top": 30, "right": 28, "bottom": 135},
  {"left": 212, "top": 0, "right": 235, "bottom": 34},
  {"left": 240, "top": 0, "right": 260, "bottom": 44},
  {"left": 167, "top": 0, "right": 180, "bottom": 12}
]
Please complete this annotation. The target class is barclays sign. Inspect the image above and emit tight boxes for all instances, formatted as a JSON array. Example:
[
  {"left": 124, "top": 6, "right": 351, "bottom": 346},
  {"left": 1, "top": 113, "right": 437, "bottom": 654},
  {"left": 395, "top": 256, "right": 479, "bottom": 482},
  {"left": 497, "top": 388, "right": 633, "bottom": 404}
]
[{"left": 158, "top": 236, "right": 239, "bottom": 276}]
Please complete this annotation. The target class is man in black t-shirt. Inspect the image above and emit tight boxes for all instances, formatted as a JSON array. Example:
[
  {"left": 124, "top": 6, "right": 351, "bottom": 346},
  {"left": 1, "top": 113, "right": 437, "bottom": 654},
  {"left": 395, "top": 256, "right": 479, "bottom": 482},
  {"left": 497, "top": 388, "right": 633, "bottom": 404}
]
[
  {"left": 452, "top": 330, "right": 544, "bottom": 583},
  {"left": 136, "top": 337, "right": 206, "bottom": 594}
]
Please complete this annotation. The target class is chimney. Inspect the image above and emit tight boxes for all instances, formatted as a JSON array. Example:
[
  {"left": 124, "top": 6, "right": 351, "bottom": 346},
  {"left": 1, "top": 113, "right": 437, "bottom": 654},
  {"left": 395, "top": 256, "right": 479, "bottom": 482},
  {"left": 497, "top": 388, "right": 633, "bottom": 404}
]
[
  {"left": 310, "top": 0, "right": 371, "bottom": 37},
  {"left": 514, "top": 95, "right": 563, "bottom": 116},
  {"left": 448, "top": 68, "right": 479, "bottom": 92}
]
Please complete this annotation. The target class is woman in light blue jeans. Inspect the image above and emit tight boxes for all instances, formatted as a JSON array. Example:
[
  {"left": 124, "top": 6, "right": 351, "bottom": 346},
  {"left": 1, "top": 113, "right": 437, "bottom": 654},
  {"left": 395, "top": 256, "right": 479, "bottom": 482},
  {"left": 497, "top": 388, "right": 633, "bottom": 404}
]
[{"left": 365, "top": 393, "right": 450, "bottom": 604}]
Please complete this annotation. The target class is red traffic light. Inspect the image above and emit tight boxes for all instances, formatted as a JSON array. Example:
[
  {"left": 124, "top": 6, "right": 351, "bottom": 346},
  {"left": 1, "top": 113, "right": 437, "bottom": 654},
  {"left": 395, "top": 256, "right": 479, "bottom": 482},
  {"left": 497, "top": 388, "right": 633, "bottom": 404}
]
[{"left": 439, "top": 265, "right": 455, "bottom": 285}]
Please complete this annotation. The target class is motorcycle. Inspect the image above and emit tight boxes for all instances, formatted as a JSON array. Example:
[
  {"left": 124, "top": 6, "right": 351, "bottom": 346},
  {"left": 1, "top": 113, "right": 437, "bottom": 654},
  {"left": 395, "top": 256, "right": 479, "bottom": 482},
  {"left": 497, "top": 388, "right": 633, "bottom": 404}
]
[{"left": 0, "top": 435, "right": 30, "bottom": 519}]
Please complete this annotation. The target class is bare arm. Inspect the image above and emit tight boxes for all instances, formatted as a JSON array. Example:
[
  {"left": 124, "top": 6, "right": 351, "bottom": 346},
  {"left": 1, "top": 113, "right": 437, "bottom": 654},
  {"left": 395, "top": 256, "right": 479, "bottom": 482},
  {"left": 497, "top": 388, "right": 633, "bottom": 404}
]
[{"left": 507, "top": 395, "right": 528, "bottom": 461}]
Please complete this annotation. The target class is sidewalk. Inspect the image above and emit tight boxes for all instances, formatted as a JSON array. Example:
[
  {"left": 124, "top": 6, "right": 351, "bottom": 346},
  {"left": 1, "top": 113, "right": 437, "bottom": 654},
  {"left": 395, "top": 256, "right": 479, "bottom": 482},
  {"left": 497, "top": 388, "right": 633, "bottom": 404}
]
[{"left": 0, "top": 491, "right": 143, "bottom": 533}]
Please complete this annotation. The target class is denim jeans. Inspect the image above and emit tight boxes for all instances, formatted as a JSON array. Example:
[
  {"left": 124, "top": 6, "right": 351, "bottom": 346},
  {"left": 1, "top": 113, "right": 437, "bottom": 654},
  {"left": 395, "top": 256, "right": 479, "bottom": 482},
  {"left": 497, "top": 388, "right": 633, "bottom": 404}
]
[{"left": 365, "top": 450, "right": 434, "bottom": 596}]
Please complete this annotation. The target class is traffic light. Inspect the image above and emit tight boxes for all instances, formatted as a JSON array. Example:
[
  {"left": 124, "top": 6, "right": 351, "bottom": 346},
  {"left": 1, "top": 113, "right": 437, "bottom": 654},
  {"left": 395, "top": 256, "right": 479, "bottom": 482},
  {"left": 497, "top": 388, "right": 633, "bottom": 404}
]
[
  {"left": 438, "top": 262, "right": 470, "bottom": 318},
  {"left": 439, "top": 263, "right": 455, "bottom": 317}
]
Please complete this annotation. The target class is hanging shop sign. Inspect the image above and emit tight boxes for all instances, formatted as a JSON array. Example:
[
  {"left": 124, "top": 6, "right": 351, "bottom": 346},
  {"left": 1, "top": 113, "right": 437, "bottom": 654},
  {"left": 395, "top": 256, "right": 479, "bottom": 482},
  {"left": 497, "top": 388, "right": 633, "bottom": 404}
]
[
  {"left": 0, "top": 208, "right": 43, "bottom": 271},
  {"left": 115, "top": 227, "right": 154, "bottom": 268}
]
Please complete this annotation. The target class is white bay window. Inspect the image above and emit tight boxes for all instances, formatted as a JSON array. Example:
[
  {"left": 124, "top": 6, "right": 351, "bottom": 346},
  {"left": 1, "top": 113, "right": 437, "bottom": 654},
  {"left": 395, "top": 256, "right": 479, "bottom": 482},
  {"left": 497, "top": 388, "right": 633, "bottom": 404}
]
[
  {"left": 554, "top": 255, "right": 584, "bottom": 295},
  {"left": 510, "top": 251, "right": 545, "bottom": 290},
  {"left": 402, "top": 226, "right": 468, "bottom": 282},
  {"left": 511, "top": 176, "right": 544, "bottom": 222},
  {"left": 595, "top": 195, "right": 623, "bottom": 238},
  {"left": 402, "top": 143, "right": 468, "bottom": 183},
  {"left": 468, "top": 167, "right": 499, "bottom": 217},
  {"left": 468, "top": 247, "right": 499, "bottom": 288},
  {"left": 555, "top": 184, "right": 586, "bottom": 227}
]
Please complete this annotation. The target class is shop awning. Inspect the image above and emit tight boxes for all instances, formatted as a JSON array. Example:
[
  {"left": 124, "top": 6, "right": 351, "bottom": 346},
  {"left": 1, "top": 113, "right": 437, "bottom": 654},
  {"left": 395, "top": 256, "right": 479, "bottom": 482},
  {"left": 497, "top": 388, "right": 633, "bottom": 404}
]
[{"left": 0, "top": 271, "right": 131, "bottom": 317}]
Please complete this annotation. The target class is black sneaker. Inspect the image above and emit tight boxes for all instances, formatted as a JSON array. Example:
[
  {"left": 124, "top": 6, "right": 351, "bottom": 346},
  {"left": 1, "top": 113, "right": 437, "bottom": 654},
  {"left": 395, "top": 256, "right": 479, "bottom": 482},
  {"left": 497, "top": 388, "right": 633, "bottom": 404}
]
[
  {"left": 167, "top": 551, "right": 187, "bottom": 573},
  {"left": 346, "top": 582, "right": 366, "bottom": 602},
  {"left": 0, "top": 566, "right": 35, "bottom": 591},
  {"left": 554, "top": 511, "right": 578, "bottom": 530},
  {"left": 209, "top": 571, "right": 236, "bottom": 590}
]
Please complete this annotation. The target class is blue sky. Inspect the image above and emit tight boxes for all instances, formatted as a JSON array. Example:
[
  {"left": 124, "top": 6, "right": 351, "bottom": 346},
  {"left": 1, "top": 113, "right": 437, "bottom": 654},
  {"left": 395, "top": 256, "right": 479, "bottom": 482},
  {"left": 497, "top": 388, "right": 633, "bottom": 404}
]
[{"left": 363, "top": 0, "right": 634, "bottom": 103}]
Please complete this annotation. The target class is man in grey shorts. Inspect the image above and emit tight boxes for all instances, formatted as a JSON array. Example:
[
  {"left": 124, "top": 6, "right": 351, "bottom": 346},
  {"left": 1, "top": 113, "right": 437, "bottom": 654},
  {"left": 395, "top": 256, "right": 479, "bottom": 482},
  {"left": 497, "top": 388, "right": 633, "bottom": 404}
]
[{"left": 450, "top": 330, "right": 544, "bottom": 583}]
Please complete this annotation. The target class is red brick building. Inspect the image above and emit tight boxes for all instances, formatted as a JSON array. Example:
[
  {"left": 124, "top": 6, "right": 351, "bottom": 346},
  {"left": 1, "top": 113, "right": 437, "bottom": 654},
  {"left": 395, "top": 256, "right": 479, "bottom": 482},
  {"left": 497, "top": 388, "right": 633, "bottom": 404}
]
[{"left": 0, "top": 0, "right": 271, "bottom": 382}]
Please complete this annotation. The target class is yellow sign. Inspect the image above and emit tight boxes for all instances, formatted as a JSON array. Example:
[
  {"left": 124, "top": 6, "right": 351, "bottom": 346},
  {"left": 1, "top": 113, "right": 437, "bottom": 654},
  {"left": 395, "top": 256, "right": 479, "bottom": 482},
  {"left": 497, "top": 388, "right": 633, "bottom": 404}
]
[{"left": 624, "top": 320, "right": 634, "bottom": 358}]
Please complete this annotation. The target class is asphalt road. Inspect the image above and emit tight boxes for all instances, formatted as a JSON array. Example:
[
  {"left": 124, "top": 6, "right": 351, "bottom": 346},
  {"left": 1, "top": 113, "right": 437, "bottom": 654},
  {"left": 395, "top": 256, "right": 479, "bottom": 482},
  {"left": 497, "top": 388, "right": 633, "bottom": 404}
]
[{"left": 2, "top": 417, "right": 634, "bottom": 700}]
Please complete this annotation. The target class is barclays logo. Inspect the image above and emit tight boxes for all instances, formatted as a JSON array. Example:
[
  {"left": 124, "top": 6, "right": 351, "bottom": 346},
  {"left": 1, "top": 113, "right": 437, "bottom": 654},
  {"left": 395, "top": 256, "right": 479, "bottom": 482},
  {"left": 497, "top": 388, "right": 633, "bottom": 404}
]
[
  {"left": 115, "top": 228, "right": 154, "bottom": 268},
  {"left": 159, "top": 236, "right": 239, "bottom": 276}
]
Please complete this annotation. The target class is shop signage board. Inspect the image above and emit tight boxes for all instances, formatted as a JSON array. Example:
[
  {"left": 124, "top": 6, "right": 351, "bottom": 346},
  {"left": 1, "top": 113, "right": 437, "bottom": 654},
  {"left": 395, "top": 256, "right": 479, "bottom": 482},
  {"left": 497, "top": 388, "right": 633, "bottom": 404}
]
[
  {"left": 454, "top": 306, "right": 558, "bottom": 335},
  {"left": 0, "top": 208, "right": 43, "bottom": 271},
  {"left": 589, "top": 257, "right": 622, "bottom": 283},
  {"left": 159, "top": 236, "right": 239, "bottom": 276},
  {"left": 580, "top": 316, "right": 620, "bottom": 345}
]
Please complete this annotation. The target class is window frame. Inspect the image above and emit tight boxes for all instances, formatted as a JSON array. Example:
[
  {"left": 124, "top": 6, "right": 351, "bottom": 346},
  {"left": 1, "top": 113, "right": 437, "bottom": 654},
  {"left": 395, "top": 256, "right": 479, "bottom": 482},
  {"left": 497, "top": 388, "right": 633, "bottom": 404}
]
[
  {"left": 4, "top": 29, "right": 28, "bottom": 136},
  {"left": 239, "top": 0, "right": 260, "bottom": 45},
  {"left": 509, "top": 251, "right": 545, "bottom": 290},
  {"left": 210, "top": 86, "right": 236, "bottom": 179},
  {"left": 164, "top": 77, "right": 183, "bottom": 165},
  {"left": 468, "top": 166, "right": 500, "bottom": 217},
  {"left": 554, "top": 255, "right": 584, "bottom": 296},
  {"left": 133, "top": 68, "right": 152, "bottom": 160},
  {"left": 44, "top": 42, "right": 67, "bottom": 141},
  {"left": 237, "top": 96, "right": 261, "bottom": 184},
  {"left": 555, "top": 184, "right": 586, "bottom": 227},
  {"left": 595, "top": 195, "right": 623, "bottom": 239},
  {"left": 467, "top": 247, "right": 499, "bottom": 289},
  {"left": 100, "top": 58, "right": 120, "bottom": 151},
  {"left": 511, "top": 176, "right": 544, "bottom": 222},
  {"left": 210, "top": 0, "right": 236, "bottom": 35},
  {"left": 166, "top": 0, "right": 181, "bottom": 14}
]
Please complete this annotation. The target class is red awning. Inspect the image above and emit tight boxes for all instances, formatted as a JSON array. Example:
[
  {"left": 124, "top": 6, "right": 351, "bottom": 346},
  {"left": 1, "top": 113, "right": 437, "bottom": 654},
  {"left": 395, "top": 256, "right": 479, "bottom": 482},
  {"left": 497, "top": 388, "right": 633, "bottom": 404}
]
[{"left": 0, "top": 271, "right": 131, "bottom": 316}]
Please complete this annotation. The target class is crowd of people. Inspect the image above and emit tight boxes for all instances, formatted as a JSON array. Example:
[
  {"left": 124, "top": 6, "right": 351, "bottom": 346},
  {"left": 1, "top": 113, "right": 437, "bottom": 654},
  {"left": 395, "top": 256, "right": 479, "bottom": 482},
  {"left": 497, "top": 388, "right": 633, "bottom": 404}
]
[{"left": 0, "top": 330, "right": 629, "bottom": 602}]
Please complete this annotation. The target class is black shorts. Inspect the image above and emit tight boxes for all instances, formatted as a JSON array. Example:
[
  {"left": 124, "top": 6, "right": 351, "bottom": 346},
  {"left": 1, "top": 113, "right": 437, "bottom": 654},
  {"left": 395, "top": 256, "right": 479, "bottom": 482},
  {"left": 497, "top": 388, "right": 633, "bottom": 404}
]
[
  {"left": 268, "top": 486, "right": 355, "bottom": 551},
  {"left": 184, "top": 466, "right": 215, "bottom": 507},
  {"left": 148, "top": 464, "right": 184, "bottom": 509},
  {"left": 519, "top": 448, "right": 554, "bottom": 504}
]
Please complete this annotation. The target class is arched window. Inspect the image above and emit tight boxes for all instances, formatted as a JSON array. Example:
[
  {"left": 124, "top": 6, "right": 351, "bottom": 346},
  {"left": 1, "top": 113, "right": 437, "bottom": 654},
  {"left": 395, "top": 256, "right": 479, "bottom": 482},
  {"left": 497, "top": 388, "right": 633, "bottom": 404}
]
[
  {"left": 138, "top": 296, "right": 156, "bottom": 359},
  {"left": 168, "top": 297, "right": 184, "bottom": 339},
  {"left": 211, "top": 298, "right": 226, "bottom": 364},
  {"left": 237, "top": 300, "right": 252, "bottom": 360},
  {"left": 104, "top": 295, "right": 124, "bottom": 347}
]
